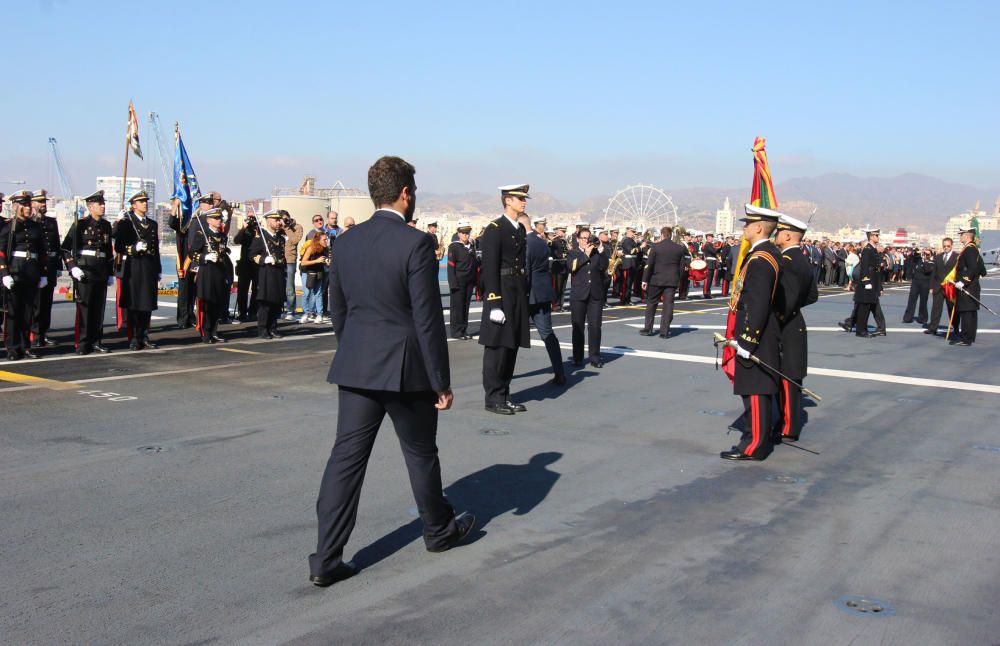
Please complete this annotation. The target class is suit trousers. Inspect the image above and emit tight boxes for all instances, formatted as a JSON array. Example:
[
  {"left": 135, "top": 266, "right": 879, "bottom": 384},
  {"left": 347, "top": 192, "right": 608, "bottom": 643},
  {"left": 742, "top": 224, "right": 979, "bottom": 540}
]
[
  {"left": 235, "top": 265, "right": 258, "bottom": 320},
  {"left": 902, "top": 281, "right": 929, "bottom": 322},
  {"left": 75, "top": 284, "right": 108, "bottom": 347},
  {"left": 926, "top": 289, "right": 952, "bottom": 332},
  {"left": 127, "top": 310, "right": 152, "bottom": 342},
  {"left": 643, "top": 284, "right": 676, "bottom": 334},
  {"left": 309, "top": 386, "right": 458, "bottom": 576},
  {"left": 529, "top": 302, "right": 565, "bottom": 377},
  {"left": 31, "top": 282, "right": 56, "bottom": 341},
  {"left": 449, "top": 282, "right": 474, "bottom": 337},
  {"left": 855, "top": 300, "right": 885, "bottom": 334},
  {"left": 776, "top": 378, "right": 803, "bottom": 440},
  {"left": 257, "top": 301, "right": 281, "bottom": 335},
  {"left": 571, "top": 297, "right": 602, "bottom": 362},
  {"left": 177, "top": 272, "right": 196, "bottom": 327},
  {"left": 483, "top": 345, "right": 519, "bottom": 405}
]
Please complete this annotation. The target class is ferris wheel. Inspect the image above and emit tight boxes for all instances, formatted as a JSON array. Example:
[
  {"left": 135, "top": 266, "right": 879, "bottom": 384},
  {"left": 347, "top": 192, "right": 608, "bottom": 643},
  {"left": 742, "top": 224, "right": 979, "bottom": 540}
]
[{"left": 602, "top": 184, "right": 678, "bottom": 231}]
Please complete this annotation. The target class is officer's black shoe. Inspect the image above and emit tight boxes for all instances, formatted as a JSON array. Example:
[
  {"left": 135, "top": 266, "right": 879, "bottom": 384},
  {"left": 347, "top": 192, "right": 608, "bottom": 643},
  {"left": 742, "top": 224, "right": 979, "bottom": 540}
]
[
  {"left": 211, "top": 335, "right": 226, "bottom": 343},
  {"left": 202, "top": 337, "right": 216, "bottom": 344},
  {"left": 856, "top": 332, "right": 876, "bottom": 338},
  {"left": 658, "top": 332, "right": 670, "bottom": 338},
  {"left": 427, "top": 513, "right": 476, "bottom": 553},
  {"left": 42, "top": 337, "right": 56, "bottom": 347},
  {"left": 873, "top": 330, "right": 887, "bottom": 337},
  {"left": 485, "top": 403, "right": 515, "bottom": 415},
  {"left": 902, "top": 318, "right": 913, "bottom": 324},
  {"left": 638, "top": 329, "right": 655, "bottom": 336},
  {"left": 838, "top": 321, "right": 852, "bottom": 332},
  {"left": 7, "top": 353, "right": 21, "bottom": 361},
  {"left": 93, "top": 343, "right": 110, "bottom": 353},
  {"left": 551, "top": 374, "right": 567, "bottom": 386},
  {"left": 923, "top": 329, "right": 937, "bottom": 335},
  {"left": 258, "top": 333, "right": 273, "bottom": 340},
  {"left": 782, "top": 435, "right": 799, "bottom": 442},
  {"left": 142, "top": 340, "right": 159, "bottom": 350},
  {"left": 129, "top": 340, "right": 141, "bottom": 351},
  {"left": 506, "top": 400, "right": 526, "bottom": 412},
  {"left": 22, "top": 350, "right": 39, "bottom": 359},
  {"left": 76, "top": 345, "right": 91, "bottom": 356},
  {"left": 719, "top": 449, "right": 765, "bottom": 461},
  {"left": 571, "top": 359, "right": 584, "bottom": 368},
  {"left": 590, "top": 358, "right": 604, "bottom": 368},
  {"left": 309, "top": 561, "right": 359, "bottom": 588},
  {"left": 955, "top": 340, "right": 971, "bottom": 347}
]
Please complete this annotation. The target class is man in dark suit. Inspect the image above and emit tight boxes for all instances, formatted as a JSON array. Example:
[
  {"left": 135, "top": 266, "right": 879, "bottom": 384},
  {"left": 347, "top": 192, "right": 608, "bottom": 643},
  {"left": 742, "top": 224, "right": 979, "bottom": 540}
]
[
  {"left": 952, "top": 227, "right": 988, "bottom": 346},
  {"left": 309, "top": 156, "right": 474, "bottom": 588},
  {"left": 772, "top": 214, "right": 818, "bottom": 443},
  {"left": 479, "top": 184, "right": 531, "bottom": 415},
  {"left": 567, "top": 227, "right": 608, "bottom": 368},
  {"left": 524, "top": 215, "right": 566, "bottom": 385},
  {"left": 639, "top": 226, "right": 687, "bottom": 338},
  {"left": 925, "top": 237, "right": 958, "bottom": 336}
]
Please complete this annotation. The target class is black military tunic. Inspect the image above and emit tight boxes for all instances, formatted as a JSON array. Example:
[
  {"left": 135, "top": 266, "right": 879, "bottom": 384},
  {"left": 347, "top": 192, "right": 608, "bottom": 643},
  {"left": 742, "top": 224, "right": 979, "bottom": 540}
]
[
  {"left": 62, "top": 216, "right": 114, "bottom": 351},
  {"left": 773, "top": 245, "right": 817, "bottom": 441},
  {"left": 248, "top": 228, "right": 287, "bottom": 337},
  {"left": 568, "top": 244, "right": 609, "bottom": 363},
  {"left": 113, "top": 211, "right": 160, "bottom": 344},
  {"left": 32, "top": 215, "right": 62, "bottom": 344},
  {"left": 701, "top": 241, "right": 718, "bottom": 298},
  {"left": 730, "top": 240, "right": 782, "bottom": 458},
  {"left": 549, "top": 236, "right": 569, "bottom": 310},
  {"left": 233, "top": 218, "right": 260, "bottom": 320},
  {"left": 446, "top": 239, "right": 478, "bottom": 338},
  {"left": 853, "top": 242, "right": 882, "bottom": 335},
  {"left": 478, "top": 215, "right": 530, "bottom": 407},
  {"left": 168, "top": 212, "right": 196, "bottom": 328},
  {"left": 619, "top": 236, "right": 638, "bottom": 303},
  {"left": 188, "top": 225, "right": 231, "bottom": 341},
  {"left": 954, "top": 243, "right": 987, "bottom": 345},
  {"left": 0, "top": 217, "right": 47, "bottom": 358}
]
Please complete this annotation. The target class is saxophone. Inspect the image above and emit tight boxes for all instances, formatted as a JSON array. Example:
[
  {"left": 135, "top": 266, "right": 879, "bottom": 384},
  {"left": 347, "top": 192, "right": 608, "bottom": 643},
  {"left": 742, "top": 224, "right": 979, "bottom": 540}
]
[
  {"left": 607, "top": 239, "right": 622, "bottom": 276},
  {"left": 434, "top": 234, "right": 445, "bottom": 261}
]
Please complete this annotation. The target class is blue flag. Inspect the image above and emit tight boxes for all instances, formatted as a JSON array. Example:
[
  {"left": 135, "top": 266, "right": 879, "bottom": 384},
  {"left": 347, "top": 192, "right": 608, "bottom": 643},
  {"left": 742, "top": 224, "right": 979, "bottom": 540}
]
[{"left": 171, "top": 127, "right": 202, "bottom": 231}]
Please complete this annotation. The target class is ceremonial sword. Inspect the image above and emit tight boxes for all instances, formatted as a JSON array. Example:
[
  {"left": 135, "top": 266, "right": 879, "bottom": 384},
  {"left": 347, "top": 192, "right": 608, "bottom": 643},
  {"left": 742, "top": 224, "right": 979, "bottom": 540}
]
[
  {"left": 712, "top": 332, "right": 823, "bottom": 402},
  {"left": 950, "top": 282, "right": 999, "bottom": 316}
]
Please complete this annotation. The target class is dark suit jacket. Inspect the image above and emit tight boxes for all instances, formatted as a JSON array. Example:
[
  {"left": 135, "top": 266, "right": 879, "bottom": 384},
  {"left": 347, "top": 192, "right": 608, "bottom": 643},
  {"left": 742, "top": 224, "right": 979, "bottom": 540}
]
[
  {"left": 642, "top": 239, "right": 688, "bottom": 287},
  {"left": 326, "top": 210, "right": 449, "bottom": 393},
  {"left": 930, "top": 250, "right": 958, "bottom": 292},
  {"left": 568, "top": 247, "right": 608, "bottom": 301},
  {"left": 525, "top": 231, "right": 555, "bottom": 305}
]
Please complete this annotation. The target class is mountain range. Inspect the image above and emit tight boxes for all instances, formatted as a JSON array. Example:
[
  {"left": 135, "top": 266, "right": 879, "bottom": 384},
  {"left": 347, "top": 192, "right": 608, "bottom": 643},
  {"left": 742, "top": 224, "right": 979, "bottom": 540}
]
[{"left": 418, "top": 173, "right": 999, "bottom": 233}]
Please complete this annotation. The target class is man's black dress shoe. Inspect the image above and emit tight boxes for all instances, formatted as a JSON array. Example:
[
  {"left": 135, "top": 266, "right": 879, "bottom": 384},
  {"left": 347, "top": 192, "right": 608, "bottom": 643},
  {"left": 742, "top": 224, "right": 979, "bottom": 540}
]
[
  {"left": 129, "top": 340, "right": 141, "bottom": 351},
  {"left": 923, "top": 329, "right": 937, "bottom": 335},
  {"left": 203, "top": 337, "right": 216, "bottom": 344},
  {"left": 658, "top": 332, "right": 669, "bottom": 338},
  {"left": 873, "top": 330, "right": 887, "bottom": 337},
  {"left": 638, "top": 329, "right": 654, "bottom": 336},
  {"left": 427, "top": 514, "right": 476, "bottom": 553},
  {"left": 76, "top": 346, "right": 91, "bottom": 356},
  {"left": 955, "top": 340, "right": 971, "bottom": 347},
  {"left": 93, "top": 343, "right": 111, "bottom": 354},
  {"left": 22, "top": 350, "right": 39, "bottom": 359},
  {"left": 270, "top": 331, "right": 283, "bottom": 339},
  {"left": 720, "top": 449, "right": 765, "bottom": 461},
  {"left": 485, "top": 403, "right": 515, "bottom": 415},
  {"left": 142, "top": 340, "right": 159, "bottom": 350},
  {"left": 571, "top": 359, "right": 584, "bottom": 368},
  {"left": 856, "top": 333, "right": 875, "bottom": 338},
  {"left": 211, "top": 335, "right": 226, "bottom": 343},
  {"left": 259, "top": 333, "right": 273, "bottom": 339},
  {"left": 7, "top": 354, "right": 20, "bottom": 361},
  {"left": 838, "top": 321, "right": 852, "bottom": 332},
  {"left": 550, "top": 374, "right": 567, "bottom": 386},
  {"left": 781, "top": 435, "right": 799, "bottom": 443},
  {"left": 506, "top": 400, "right": 526, "bottom": 412},
  {"left": 309, "top": 561, "right": 359, "bottom": 588},
  {"left": 590, "top": 358, "right": 604, "bottom": 368}
]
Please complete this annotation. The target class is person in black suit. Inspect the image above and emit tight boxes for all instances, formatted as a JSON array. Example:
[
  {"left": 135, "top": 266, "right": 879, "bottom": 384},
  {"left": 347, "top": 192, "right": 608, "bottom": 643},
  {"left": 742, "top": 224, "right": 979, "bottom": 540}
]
[
  {"left": 902, "top": 247, "right": 933, "bottom": 324},
  {"left": 639, "top": 226, "right": 687, "bottom": 338},
  {"left": 446, "top": 220, "right": 478, "bottom": 340},
  {"left": 479, "top": 184, "right": 531, "bottom": 415},
  {"left": 524, "top": 215, "right": 566, "bottom": 385},
  {"left": 720, "top": 205, "right": 783, "bottom": 461},
  {"left": 772, "top": 214, "right": 818, "bottom": 443},
  {"left": 567, "top": 227, "right": 608, "bottom": 368},
  {"left": 925, "top": 237, "right": 958, "bottom": 336},
  {"left": 309, "top": 156, "right": 474, "bottom": 588},
  {"left": 951, "top": 227, "right": 988, "bottom": 346}
]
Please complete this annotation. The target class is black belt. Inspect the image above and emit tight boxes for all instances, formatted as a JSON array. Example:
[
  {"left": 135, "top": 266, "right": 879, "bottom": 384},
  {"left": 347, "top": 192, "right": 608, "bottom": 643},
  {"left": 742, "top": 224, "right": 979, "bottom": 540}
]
[{"left": 499, "top": 267, "right": 524, "bottom": 276}]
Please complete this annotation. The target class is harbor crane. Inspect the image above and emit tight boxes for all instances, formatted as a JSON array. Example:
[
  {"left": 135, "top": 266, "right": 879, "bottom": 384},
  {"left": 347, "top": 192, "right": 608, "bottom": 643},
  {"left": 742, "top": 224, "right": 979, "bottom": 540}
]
[
  {"left": 47, "top": 137, "right": 75, "bottom": 199},
  {"left": 148, "top": 112, "right": 174, "bottom": 190}
]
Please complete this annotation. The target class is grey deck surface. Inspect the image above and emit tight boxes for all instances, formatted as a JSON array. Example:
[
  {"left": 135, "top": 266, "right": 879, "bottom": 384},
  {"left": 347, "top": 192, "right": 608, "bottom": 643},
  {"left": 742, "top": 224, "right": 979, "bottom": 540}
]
[{"left": 2, "top": 275, "right": 998, "bottom": 645}]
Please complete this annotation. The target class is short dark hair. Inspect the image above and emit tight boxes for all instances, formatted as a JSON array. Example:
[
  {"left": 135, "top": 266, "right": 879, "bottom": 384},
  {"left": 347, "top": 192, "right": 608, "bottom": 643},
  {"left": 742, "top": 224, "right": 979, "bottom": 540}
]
[
  {"left": 661, "top": 226, "right": 672, "bottom": 238},
  {"left": 368, "top": 156, "right": 415, "bottom": 208},
  {"left": 942, "top": 237, "right": 953, "bottom": 244}
]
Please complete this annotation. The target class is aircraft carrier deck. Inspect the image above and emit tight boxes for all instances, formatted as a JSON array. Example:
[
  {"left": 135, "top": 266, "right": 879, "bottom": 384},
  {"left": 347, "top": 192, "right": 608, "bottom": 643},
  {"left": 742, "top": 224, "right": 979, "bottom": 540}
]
[{"left": 2, "top": 275, "right": 999, "bottom": 645}]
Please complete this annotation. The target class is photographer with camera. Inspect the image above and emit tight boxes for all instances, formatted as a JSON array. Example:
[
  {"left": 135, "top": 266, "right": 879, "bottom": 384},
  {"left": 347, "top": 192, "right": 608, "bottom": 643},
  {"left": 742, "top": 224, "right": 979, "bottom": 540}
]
[
  {"left": 568, "top": 226, "right": 608, "bottom": 368},
  {"left": 902, "top": 246, "right": 933, "bottom": 324},
  {"left": 233, "top": 211, "right": 260, "bottom": 322},
  {"left": 281, "top": 212, "right": 303, "bottom": 321}
]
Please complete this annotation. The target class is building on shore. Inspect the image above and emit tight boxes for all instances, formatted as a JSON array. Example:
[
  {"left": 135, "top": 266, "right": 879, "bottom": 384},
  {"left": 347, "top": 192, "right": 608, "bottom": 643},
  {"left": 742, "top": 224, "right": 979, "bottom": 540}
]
[
  {"left": 96, "top": 176, "right": 156, "bottom": 215},
  {"left": 714, "top": 197, "right": 735, "bottom": 236},
  {"left": 270, "top": 177, "right": 371, "bottom": 232}
]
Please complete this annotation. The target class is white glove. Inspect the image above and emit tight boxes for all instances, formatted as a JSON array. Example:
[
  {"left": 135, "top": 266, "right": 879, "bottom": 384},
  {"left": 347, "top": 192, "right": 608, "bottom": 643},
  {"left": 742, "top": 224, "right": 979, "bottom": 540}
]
[
  {"left": 107, "top": 276, "right": 115, "bottom": 286},
  {"left": 116, "top": 209, "right": 127, "bottom": 220},
  {"left": 735, "top": 344, "right": 751, "bottom": 360},
  {"left": 489, "top": 308, "right": 506, "bottom": 325},
  {"left": 954, "top": 281, "right": 964, "bottom": 290},
  {"left": 864, "top": 284, "right": 872, "bottom": 290},
  {"left": 204, "top": 252, "right": 218, "bottom": 263},
  {"left": 39, "top": 277, "right": 48, "bottom": 289},
  {"left": 56, "top": 270, "right": 63, "bottom": 277},
  {"left": 264, "top": 255, "right": 275, "bottom": 265},
  {"left": 70, "top": 267, "right": 85, "bottom": 280},
  {"left": 2, "top": 276, "right": 13, "bottom": 289},
  {"left": 134, "top": 241, "right": 147, "bottom": 252}
]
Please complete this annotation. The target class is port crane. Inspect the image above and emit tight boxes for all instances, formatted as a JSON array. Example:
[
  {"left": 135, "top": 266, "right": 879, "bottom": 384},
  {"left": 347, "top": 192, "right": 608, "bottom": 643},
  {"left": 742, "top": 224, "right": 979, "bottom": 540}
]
[
  {"left": 48, "top": 137, "right": 85, "bottom": 219},
  {"left": 148, "top": 112, "right": 174, "bottom": 190}
]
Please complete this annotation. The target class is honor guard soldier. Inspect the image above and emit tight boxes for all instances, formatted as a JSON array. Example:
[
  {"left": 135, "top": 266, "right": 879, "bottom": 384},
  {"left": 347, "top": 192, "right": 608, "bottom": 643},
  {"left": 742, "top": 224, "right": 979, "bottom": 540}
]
[
  {"left": 619, "top": 226, "right": 639, "bottom": 304},
  {"left": 550, "top": 224, "right": 569, "bottom": 311},
  {"left": 951, "top": 227, "right": 988, "bottom": 346},
  {"left": 772, "top": 214, "right": 818, "bottom": 442},
  {"left": 187, "top": 208, "right": 231, "bottom": 343},
  {"left": 113, "top": 190, "right": 160, "bottom": 350},
  {"left": 1, "top": 190, "right": 48, "bottom": 360},
  {"left": 249, "top": 210, "right": 288, "bottom": 339},
  {"left": 479, "top": 184, "right": 531, "bottom": 415},
  {"left": 62, "top": 190, "right": 114, "bottom": 355},
  {"left": 446, "top": 220, "right": 478, "bottom": 339},
  {"left": 701, "top": 233, "right": 719, "bottom": 298},
  {"left": 567, "top": 226, "right": 609, "bottom": 368},
  {"left": 31, "top": 189, "right": 61, "bottom": 347},
  {"left": 853, "top": 227, "right": 884, "bottom": 338},
  {"left": 168, "top": 194, "right": 206, "bottom": 329},
  {"left": 720, "top": 205, "right": 783, "bottom": 461}
]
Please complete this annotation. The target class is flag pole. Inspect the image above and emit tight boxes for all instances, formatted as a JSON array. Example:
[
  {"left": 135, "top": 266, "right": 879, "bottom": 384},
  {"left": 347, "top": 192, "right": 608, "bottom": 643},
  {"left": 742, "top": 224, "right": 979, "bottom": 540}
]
[
  {"left": 945, "top": 300, "right": 957, "bottom": 341},
  {"left": 120, "top": 133, "right": 130, "bottom": 214}
]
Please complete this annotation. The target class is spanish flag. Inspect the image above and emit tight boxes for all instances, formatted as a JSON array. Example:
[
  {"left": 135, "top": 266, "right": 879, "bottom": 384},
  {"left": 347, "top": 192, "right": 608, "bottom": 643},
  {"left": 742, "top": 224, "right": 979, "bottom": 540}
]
[{"left": 941, "top": 262, "right": 958, "bottom": 302}]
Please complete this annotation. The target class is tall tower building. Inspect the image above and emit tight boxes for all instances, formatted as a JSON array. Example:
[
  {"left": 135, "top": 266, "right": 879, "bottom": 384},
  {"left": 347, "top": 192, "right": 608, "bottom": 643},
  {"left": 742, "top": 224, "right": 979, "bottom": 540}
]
[
  {"left": 714, "top": 197, "right": 734, "bottom": 235},
  {"left": 95, "top": 176, "right": 156, "bottom": 214}
]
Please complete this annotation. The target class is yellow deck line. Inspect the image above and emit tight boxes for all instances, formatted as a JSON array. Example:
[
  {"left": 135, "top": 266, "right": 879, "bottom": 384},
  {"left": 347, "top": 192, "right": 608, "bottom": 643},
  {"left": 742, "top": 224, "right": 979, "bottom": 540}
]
[
  {"left": 216, "top": 348, "right": 263, "bottom": 355},
  {"left": 0, "top": 370, "right": 80, "bottom": 390}
]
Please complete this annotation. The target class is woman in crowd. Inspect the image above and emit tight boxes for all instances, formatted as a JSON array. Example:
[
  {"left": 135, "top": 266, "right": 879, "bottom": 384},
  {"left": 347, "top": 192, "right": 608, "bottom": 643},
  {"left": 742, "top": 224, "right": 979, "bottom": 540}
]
[
  {"left": 299, "top": 233, "right": 331, "bottom": 324},
  {"left": 845, "top": 243, "right": 859, "bottom": 291}
]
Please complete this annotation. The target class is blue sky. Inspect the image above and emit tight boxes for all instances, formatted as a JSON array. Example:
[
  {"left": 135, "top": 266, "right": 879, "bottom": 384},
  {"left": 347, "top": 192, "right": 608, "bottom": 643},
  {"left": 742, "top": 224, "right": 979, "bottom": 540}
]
[{"left": 4, "top": 0, "right": 998, "bottom": 200}]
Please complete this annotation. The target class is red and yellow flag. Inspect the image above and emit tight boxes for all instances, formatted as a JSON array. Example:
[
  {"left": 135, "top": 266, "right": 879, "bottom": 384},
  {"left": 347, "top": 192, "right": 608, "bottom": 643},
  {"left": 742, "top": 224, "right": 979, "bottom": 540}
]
[
  {"left": 941, "top": 262, "right": 957, "bottom": 302},
  {"left": 723, "top": 136, "right": 779, "bottom": 383}
]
